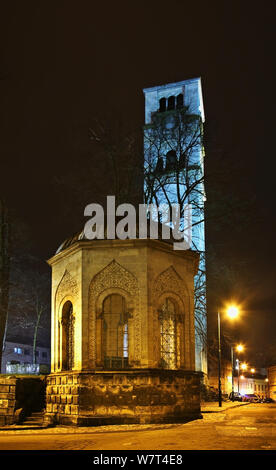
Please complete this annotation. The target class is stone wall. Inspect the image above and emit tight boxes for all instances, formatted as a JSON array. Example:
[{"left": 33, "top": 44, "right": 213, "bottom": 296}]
[
  {"left": 0, "top": 375, "right": 46, "bottom": 425},
  {"left": 45, "top": 369, "right": 202, "bottom": 426},
  {"left": 0, "top": 376, "right": 16, "bottom": 425}
]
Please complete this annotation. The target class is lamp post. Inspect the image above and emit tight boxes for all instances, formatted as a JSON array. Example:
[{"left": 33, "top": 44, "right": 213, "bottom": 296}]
[
  {"left": 218, "top": 311, "right": 222, "bottom": 407},
  {"left": 230, "top": 344, "right": 244, "bottom": 400},
  {"left": 237, "top": 358, "right": 240, "bottom": 394},
  {"left": 217, "top": 305, "right": 240, "bottom": 407}
]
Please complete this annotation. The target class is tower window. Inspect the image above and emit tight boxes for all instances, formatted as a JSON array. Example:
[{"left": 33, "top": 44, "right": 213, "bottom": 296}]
[
  {"left": 103, "top": 294, "right": 128, "bottom": 369},
  {"left": 167, "top": 96, "right": 175, "bottom": 110},
  {"left": 165, "top": 150, "right": 177, "bottom": 170},
  {"left": 176, "top": 93, "right": 184, "bottom": 109},
  {"left": 159, "top": 97, "right": 166, "bottom": 112},
  {"left": 155, "top": 156, "right": 164, "bottom": 173}
]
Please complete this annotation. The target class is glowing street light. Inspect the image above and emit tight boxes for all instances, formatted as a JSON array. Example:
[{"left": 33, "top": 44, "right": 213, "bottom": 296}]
[
  {"left": 241, "top": 363, "right": 247, "bottom": 371},
  {"left": 250, "top": 368, "right": 255, "bottom": 374},
  {"left": 226, "top": 305, "right": 239, "bottom": 319},
  {"left": 236, "top": 344, "right": 244, "bottom": 353}
]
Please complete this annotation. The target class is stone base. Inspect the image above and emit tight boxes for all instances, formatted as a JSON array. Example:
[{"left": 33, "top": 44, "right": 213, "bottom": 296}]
[{"left": 45, "top": 369, "right": 202, "bottom": 426}]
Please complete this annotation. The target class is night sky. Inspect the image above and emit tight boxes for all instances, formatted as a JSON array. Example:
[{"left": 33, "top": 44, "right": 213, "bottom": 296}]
[{"left": 0, "top": 1, "right": 275, "bottom": 363}]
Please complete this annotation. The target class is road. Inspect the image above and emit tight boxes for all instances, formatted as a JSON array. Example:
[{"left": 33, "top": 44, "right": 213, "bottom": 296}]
[{"left": 0, "top": 403, "right": 275, "bottom": 451}]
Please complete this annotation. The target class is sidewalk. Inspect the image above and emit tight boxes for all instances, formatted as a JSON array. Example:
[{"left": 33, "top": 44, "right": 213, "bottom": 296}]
[
  {"left": 0, "top": 402, "right": 250, "bottom": 435},
  {"left": 201, "top": 401, "right": 249, "bottom": 413}
]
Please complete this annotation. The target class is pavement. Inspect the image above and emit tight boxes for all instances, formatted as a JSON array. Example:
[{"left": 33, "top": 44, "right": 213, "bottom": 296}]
[
  {"left": 0, "top": 403, "right": 275, "bottom": 450},
  {"left": 0, "top": 400, "right": 249, "bottom": 435},
  {"left": 201, "top": 400, "right": 249, "bottom": 413}
]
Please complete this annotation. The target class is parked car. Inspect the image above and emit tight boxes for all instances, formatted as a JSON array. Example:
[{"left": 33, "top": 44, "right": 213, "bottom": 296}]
[
  {"left": 229, "top": 392, "right": 243, "bottom": 402},
  {"left": 261, "top": 397, "right": 274, "bottom": 403},
  {"left": 242, "top": 393, "right": 259, "bottom": 403}
]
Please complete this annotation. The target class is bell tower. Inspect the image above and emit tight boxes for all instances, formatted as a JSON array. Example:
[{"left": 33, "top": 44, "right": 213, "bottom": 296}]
[{"left": 143, "top": 78, "right": 207, "bottom": 377}]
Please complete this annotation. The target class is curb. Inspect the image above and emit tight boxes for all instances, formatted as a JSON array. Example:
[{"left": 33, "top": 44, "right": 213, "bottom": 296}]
[{"left": 201, "top": 402, "right": 250, "bottom": 413}]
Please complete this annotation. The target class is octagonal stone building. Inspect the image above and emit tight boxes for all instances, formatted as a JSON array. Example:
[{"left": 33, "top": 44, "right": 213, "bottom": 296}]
[{"left": 44, "top": 235, "right": 202, "bottom": 426}]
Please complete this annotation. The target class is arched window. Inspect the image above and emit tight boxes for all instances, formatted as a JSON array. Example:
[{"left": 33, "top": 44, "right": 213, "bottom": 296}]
[
  {"left": 155, "top": 156, "right": 164, "bottom": 173},
  {"left": 176, "top": 93, "right": 184, "bottom": 109},
  {"left": 167, "top": 96, "right": 175, "bottom": 110},
  {"left": 61, "top": 301, "right": 74, "bottom": 370},
  {"left": 159, "top": 97, "right": 166, "bottom": 112},
  {"left": 103, "top": 294, "right": 128, "bottom": 369},
  {"left": 159, "top": 298, "right": 177, "bottom": 369},
  {"left": 165, "top": 150, "right": 177, "bottom": 170}
]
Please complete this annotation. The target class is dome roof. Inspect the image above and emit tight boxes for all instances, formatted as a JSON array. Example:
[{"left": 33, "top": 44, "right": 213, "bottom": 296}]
[{"left": 55, "top": 218, "right": 183, "bottom": 255}]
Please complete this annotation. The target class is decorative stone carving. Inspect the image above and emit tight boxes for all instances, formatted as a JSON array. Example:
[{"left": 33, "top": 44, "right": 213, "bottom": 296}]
[
  {"left": 55, "top": 270, "right": 79, "bottom": 312},
  {"left": 88, "top": 260, "right": 140, "bottom": 364},
  {"left": 153, "top": 265, "right": 188, "bottom": 303}
]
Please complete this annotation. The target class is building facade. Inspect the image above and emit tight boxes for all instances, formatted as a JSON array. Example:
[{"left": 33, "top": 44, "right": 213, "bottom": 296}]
[
  {"left": 268, "top": 366, "right": 276, "bottom": 400},
  {"left": 1, "top": 339, "right": 50, "bottom": 374},
  {"left": 208, "top": 359, "right": 269, "bottom": 398},
  {"left": 44, "top": 236, "right": 202, "bottom": 426},
  {"left": 143, "top": 78, "right": 207, "bottom": 376}
]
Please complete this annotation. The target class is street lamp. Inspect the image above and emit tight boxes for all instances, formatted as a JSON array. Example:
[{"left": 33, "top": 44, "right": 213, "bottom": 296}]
[
  {"left": 217, "top": 305, "right": 240, "bottom": 407},
  {"left": 230, "top": 344, "right": 244, "bottom": 400}
]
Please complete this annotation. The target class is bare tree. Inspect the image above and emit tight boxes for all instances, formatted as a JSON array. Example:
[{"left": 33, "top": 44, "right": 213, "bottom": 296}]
[
  {"left": 89, "top": 113, "right": 143, "bottom": 207},
  {"left": 7, "top": 252, "right": 50, "bottom": 365},
  {"left": 0, "top": 199, "right": 10, "bottom": 367}
]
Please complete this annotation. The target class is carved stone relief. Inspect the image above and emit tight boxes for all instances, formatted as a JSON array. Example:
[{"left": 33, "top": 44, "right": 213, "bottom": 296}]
[{"left": 55, "top": 270, "right": 79, "bottom": 312}]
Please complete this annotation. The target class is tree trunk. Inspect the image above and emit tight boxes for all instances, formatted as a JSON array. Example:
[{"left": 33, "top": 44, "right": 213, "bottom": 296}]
[
  {"left": 0, "top": 199, "right": 10, "bottom": 370},
  {"left": 33, "top": 305, "right": 43, "bottom": 367}
]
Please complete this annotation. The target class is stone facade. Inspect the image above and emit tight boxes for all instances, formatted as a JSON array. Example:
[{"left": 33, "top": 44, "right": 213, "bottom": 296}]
[
  {"left": 0, "top": 376, "right": 16, "bottom": 425},
  {"left": 45, "top": 237, "right": 201, "bottom": 425},
  {"left": 45, "top": 370, "right": 201, "bottom": 426}
]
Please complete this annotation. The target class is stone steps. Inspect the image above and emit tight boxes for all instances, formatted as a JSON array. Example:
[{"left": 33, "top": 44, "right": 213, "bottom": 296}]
[{"left": 21, "top": 411, "right": 45, "bottom": 427}]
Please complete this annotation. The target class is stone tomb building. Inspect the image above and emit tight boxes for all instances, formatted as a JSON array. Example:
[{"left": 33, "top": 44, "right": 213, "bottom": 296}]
[{"left": 45, "top": 236, "right": 202, "bottom": 425}]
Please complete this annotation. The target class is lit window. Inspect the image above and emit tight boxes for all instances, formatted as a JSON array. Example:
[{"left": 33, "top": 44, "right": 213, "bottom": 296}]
[
  {"left": 103, "top": 294, "right": 128, "bottom": 369},
  {"left": 14, "top": 348, "right": 23, "bottom": 354}
]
